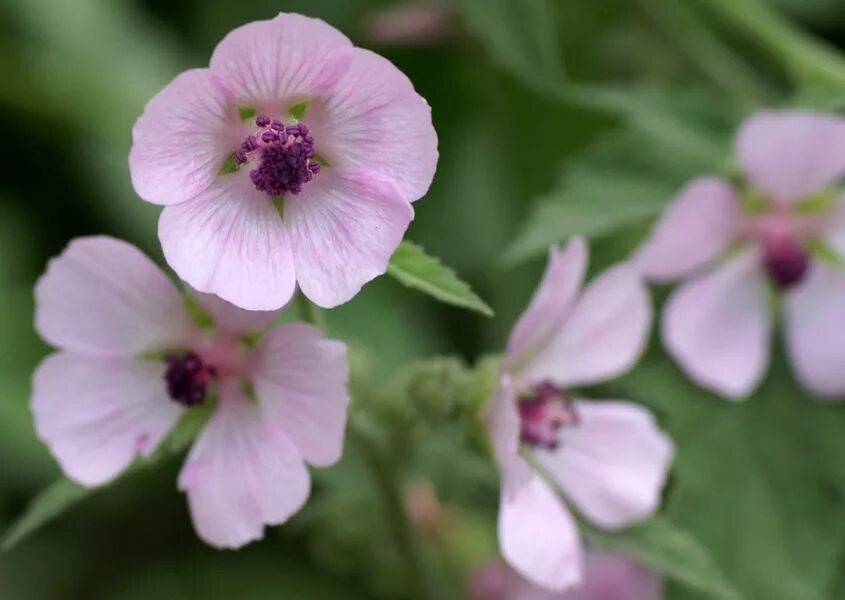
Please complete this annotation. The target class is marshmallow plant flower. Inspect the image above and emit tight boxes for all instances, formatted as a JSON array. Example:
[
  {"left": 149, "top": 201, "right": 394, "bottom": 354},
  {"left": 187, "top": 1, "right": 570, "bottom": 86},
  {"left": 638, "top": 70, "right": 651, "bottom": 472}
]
[
  {"left": 130, "top": 13, "right": 438, "bottom": 311},
  {"left": 489, "top": 238, "right": 673, "bottom": 591},
  {"left": 32, "top": 236, "right": 349, "bottom": 548},
  {"left": 636, "top": 111, "right": 845, "bottom": 399}
]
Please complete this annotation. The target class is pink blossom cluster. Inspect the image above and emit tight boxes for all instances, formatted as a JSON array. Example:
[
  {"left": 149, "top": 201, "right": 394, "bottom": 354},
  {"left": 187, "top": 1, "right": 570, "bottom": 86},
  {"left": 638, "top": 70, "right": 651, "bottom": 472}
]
[{"left": 23, "top": 8, "right": 845, "bottom": 596}]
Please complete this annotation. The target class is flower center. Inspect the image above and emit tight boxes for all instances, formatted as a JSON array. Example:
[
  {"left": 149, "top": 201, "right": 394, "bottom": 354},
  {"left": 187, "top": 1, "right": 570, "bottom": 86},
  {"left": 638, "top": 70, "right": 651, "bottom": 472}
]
[
  {"left": 235, "top": 115, "right": 321, "bottom": 196},
  {"left": 763, "top": 235, "right": 810, "bottom": 290},
  {"left": 518, "top": 381, "right": 578, "bottom": 450},
  {"left": 163, "top": 352, "right": 217, "bottom": 407}
]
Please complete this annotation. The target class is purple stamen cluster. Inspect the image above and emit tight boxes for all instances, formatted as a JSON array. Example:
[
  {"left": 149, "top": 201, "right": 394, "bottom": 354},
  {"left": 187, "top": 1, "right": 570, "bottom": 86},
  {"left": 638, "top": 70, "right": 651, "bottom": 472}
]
[
  {"left": 518, "top": 381, "right": 578, "bottom": 450},
  {"left": 235, "top": 115, "right": 321, "bottom": 196},
  {"left": 764, "top": 236, "right": 810, "bottom": 290},
  {"left": 164, "top": 352, "right": 217, "bottom": 407}
]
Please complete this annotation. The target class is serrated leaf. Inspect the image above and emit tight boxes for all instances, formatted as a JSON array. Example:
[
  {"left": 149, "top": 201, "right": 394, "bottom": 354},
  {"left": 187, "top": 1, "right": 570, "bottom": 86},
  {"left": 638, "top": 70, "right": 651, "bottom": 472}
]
[
  {"left": 458, "top": 0, "right": 564, "bottom": 94},
  {"left": 388, "top": 241, "right": 493, "bottom": 317},
  {"left": 586, "top": 516, "right": 743, "bottom": 600}
]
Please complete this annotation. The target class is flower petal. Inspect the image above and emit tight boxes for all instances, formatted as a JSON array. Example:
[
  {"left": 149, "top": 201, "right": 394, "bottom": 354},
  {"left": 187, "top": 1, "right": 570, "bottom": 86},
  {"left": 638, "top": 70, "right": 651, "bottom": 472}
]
[
  {"left": 252, "top": 323, "right": 349, "bottom": 467},
  {"left": 130, "top": 69, "right": 239, "bottom": 206},
  {"left": 286, "top": 169, "right": 414, "bottom": 308},
  {"left": 634, "top": 177, "right": 740, "bottom": 282},
  {"left": 158, "top": 171, "right": 296, "bottom": 311},
  {"left": 209, "top": 13, "right": 353, "bottom": 106},
  {"left": 489, "top": 377, "right": 532, "bottom": 492},
  {"left": 506, "top": 238, "right": 587, "bottom": 368},
  {"left": 309, "top": 48, "right": 438, "bottom": 202},
  {"left": 35, "top": 236, "right": 193, "bottom": 356},
  {"left": 32, "top": 353, "right": 182, "bottom": 486},
  {"left": 521, "top": 264, "right": 651, "bottom": 388},
  {"left": 785, "top": 264, "right": 845, "bottom": 398},
  {"left": 562, "top": 552, "right": 663, "bottom": 600},
  {"left": 179, "top": 381, "right": 310, "bottom": 549},
  {"left": 498, "top": 472, "right": 583, "bottom": 592},
  {"left": 663, "top": 248, "right": 771, "bottom": 399},
  {"left": 737, "top": 111, "right": 845, "bottom": 203},
  {"left": 534, "top": 400, "right": 673, "bottom": 530},
  {"left": 190, "top": 289, "right": 281, "bottom": 337}
]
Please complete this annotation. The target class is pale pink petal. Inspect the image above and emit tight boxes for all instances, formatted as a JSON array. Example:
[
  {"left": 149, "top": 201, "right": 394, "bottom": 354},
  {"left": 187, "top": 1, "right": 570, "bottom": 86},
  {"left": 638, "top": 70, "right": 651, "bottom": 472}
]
[
  {"left": 209, "top": 13, "right": 353, "bottom": 106},
  {"left": 32, "top": 353, "right": 182, "bottom": 486},
  {"left": 285, "top": 169, "right": 414, "bottom": 308},
  {"left": 35, "top": 236, "right": 194, "bottom": 357},
  {"left": 534, "top": 400, "right": 673, "bottom": 530},
  {"left": 179, "top": 381, "right": 310, "bottom": 549},
  {"left": 521, "top": 264, "right": 651, "bottom": 389},
  {"left": 506, "top": 238, "right": 587, "bottom": 368},
  {"left": 562, "top": 552, "right": 662, "bottom": 600},
  {"left": 663, "top": 248, "right": 770, "bottom": 399},
  {"left": 252, "top": 323, "right": 349, "bottom": 467},
  {"left": 158, "top": 171, "right": 296, "bottom": 311},
  {"left": 489, "top": 377, "right": 532, "bottom": 492},
  {"left": 634, "top": 177, "right": 740, "bottom": 282},
  {"left": 785, "top": 264, "right": 845, "bottom": 398},
  {"left": 190, "top": 289, "right": 281, "bottom": 337},
  {"left": 309, "top": 48, "right": 438, "bottom": 202},
  {"left": 737, "top": 111, "right": 845, "bottom": 203},
  {"left": 130, "top": 69, "right": 240, "bottom": 206},
  {"left": 499, "top": 473, "right": 583, "bottom": 592}
]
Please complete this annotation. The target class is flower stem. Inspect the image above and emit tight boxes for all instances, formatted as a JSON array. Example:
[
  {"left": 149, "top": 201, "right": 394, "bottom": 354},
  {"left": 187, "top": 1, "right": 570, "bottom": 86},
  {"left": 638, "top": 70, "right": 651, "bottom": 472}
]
[
  {"left": 293, "top": 293, "right": 437, "bottom": 598},
  {"left": 692, "top": 0, "right": 845, "bottom": 91},
  {"left": 347, "top": 416, "right": 436, "bottom": 600}
]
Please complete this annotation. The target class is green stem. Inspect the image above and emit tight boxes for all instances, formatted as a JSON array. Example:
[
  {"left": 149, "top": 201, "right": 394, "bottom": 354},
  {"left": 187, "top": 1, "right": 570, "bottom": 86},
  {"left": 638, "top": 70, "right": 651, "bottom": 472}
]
[
  {"left": 294, "top": 294, "right": 436, "bottom": 597},
  {"left": 693, "top": 0, "right": 845, "bottom": 91},
  {"left": 294, "top": 291, "right": 325, "bottom": 329},
  {"left": 637, "top": 0, "right": 773, "bottom": 103},
  {"left": 347, "top": 417, "right": 435, "bottom": 600}
]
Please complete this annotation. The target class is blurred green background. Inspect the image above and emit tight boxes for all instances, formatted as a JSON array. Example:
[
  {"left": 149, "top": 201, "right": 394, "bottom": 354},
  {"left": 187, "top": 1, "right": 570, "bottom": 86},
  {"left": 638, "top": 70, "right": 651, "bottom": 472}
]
[{"left": 3, "top": 0, "right": 845, "bottom": 598}]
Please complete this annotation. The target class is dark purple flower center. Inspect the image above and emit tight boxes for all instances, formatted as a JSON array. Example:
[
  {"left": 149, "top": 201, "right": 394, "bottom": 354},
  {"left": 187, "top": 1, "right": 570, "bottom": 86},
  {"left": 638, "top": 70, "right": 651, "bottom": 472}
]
[
  {"left": 164, "top": 352, "right": 217, "bottom": 407},
  {"left": 235, "top": 115, "right": 321, "bottom": 196},
  {"left": 518, "top": 381, "right": 578, "bottom": 450},
  {"left": 763, "top": 236, "right": 810, "bottom": 290}
]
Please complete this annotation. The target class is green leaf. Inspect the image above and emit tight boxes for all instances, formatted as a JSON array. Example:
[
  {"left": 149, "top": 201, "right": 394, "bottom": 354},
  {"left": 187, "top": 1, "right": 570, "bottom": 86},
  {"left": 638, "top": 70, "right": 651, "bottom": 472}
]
[
  {"left": 586, "top": 516, "right": 743, "bottom": 600},
  {"left": 1, "top": 478, "right": 87, "bottom": 552},
  {"left": 602, "top": 347, "right": 845, "bottom": 600},
  {"left": 388, "top": 241, "right": 493, "bottom": 317},
  {"left": 458, "top": 0, "right": 564, "bottom": 94},
  {"left": 503, "top": 88, "right": 737, "bottom": 266},
  {"left": 1, "top": 407, "right": 207, "bottom": 552}
]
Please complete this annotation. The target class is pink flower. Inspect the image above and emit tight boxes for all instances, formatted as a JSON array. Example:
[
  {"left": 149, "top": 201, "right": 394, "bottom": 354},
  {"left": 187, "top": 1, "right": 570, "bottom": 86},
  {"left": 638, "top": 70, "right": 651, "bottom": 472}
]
[
  {"left": 470, "top": 552, "right": 662, "bottom": 600},
  {"left": 32, "top": 236, "right": 349, "bottom": 548},
  {"left": 490, "top": 238, "right": 673, "bottom": 591},
  {"left": 129, "top": 13, "right": 438, "bottom": 311},
  {"left": 635, "top": 111, "right": 845, "bottom": 399}
]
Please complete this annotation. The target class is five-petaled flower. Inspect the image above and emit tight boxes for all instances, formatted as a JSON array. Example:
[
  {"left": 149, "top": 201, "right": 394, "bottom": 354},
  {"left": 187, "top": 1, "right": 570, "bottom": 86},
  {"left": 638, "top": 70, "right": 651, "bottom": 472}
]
[
  {"left": 130, "top": 12, "right": 438, "bottom": 311},
  {"left": 489, "top": 238, "right": 674, "bottom": 591},
  {"left": 636, "top": 111, "right": 845, "bottom": 399},
  {"left": 32, "top": 236, "right": 349, "bottom": 548}
]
